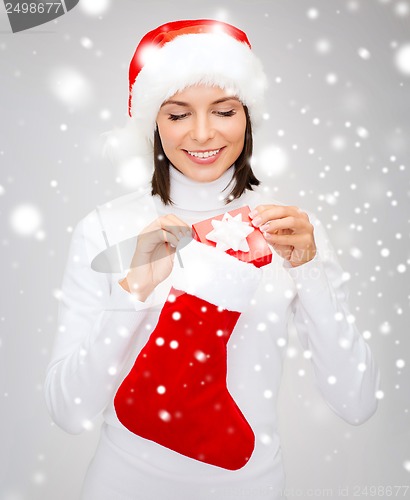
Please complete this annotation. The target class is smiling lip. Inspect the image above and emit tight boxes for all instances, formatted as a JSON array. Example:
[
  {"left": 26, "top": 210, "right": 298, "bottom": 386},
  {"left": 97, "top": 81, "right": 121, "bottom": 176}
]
[{"left": 183, "top": 147, "right": 225, "bottom": 165}]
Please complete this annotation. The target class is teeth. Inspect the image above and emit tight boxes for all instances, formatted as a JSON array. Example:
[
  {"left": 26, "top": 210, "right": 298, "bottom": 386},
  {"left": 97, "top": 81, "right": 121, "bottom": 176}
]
[{"left": 187, "top": 149, "right": 220, "bottom": 158}]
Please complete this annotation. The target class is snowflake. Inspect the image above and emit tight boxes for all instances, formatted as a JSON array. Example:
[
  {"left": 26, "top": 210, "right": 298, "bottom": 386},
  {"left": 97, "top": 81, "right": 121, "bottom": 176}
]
[
  {"left": 194, "top": 351, "right": 207, "bottom": 362},
  {"left": 307, "top": 8, "right": 319, "bottom": 19},
  {"left": 80, "top": 37, "right": 93, "bottom": 49},
  {"left": 79, "top": 0, "right": 111, "bottom": 16},
  {"left": 263, "top": 389, "right": 273, "bottom": 399},
  {"left": 395, "top": 44, "right": 410, "bottom": 75},
  {"left": 358, "top": 47, "right": 371, "bottom": 60},
  {"left": 49, "top": 66, "right": 92, "bottom": 108},
  {"left": 172, "top": 311, "right": 181, "bottom": 321},
  {"left": 375, "top": 390, "right": 384, "bottom": 400},
  {"left": 158, "top": 410, "right": 171, "bottom": 422},
  {"left": 394, "top": 2, "right": 410, "bottom": 16},
  {"left": 396, "top": 359, "right": 406, "bottom": 369},
  {"left": 10, "top": 204, "right": 42, "bottom": 236}
]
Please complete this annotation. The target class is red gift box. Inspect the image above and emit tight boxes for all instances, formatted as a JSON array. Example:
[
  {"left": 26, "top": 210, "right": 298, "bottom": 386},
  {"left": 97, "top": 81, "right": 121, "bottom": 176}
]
[{"left": 192, "top": 206, "right": 272, "bottom": 268}]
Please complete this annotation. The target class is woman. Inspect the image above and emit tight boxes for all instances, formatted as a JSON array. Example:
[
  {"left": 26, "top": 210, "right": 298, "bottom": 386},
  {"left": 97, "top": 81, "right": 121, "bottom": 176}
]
[{"left": 44, "top": 19, "right": 380, "bottom": 500}]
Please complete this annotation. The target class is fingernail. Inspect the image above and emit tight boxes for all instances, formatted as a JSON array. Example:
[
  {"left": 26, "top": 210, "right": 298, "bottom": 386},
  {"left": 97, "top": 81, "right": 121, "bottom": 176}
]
[
  {"left": 260, "top": 222, "right": 270, "bottom": 232},
  {"left": 249, "top": 210, "right": 258, "bottom": 219},
  {"left": 178, "top": 231, "right": 184, "bottom": 238},
  {"left": 252, "top": 216, "right": 262, "bottom": 227}
]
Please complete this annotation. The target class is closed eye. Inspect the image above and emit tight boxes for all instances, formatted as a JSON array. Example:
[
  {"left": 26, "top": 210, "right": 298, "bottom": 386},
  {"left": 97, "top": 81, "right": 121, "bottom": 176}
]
[
  {"left": 215, "top": 110, "right": 236, "bottom": 117},
  {"left": 168, "top": 109, "right": 236, "bottom": 121},
  {"left": 168, "top": 113, "right": 189, "bottom": 121}
]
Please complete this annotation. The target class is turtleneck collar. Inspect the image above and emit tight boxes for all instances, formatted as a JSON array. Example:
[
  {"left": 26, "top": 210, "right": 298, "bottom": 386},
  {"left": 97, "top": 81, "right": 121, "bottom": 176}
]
[{"left": 167, "top": 164, "right": 237, "bottom": 211}]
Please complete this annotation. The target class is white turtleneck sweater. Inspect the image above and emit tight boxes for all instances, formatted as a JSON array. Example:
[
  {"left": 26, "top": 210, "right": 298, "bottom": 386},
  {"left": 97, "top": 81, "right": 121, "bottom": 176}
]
[{"left": 44, "top": 165, "right": 380, "bottom": 500}]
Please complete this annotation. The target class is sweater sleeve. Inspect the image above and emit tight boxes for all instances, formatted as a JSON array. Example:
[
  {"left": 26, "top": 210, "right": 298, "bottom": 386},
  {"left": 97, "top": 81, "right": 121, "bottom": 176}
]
[
  {"left": 285, "top": 215, "right": 380, "bottom": 425},
  {"left": 44, "top": 217, "right": 155, "bottom": 435}
]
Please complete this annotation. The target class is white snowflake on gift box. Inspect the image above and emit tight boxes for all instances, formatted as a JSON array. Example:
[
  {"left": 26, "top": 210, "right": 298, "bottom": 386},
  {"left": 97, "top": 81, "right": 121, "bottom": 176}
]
[{"left": 205, "top": 212, "right": 254, "bottom": 252}]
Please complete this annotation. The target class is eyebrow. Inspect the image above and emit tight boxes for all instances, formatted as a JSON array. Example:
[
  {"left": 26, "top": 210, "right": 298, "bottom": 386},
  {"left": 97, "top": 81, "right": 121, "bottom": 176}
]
[{"left": 160, "top": 96, "right": 241, "bottom": 108}]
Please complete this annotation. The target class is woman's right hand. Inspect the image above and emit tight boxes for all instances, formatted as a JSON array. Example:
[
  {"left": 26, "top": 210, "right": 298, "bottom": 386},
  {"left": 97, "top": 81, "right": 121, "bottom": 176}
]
[{"left": 122, "top": 214, "right": 191, "bottom": 301}]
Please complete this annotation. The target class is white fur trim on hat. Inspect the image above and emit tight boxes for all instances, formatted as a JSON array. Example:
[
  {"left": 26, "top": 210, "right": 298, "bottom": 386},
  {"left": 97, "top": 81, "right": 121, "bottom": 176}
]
[{"left": 171, "top": 236, "right": 262, "bottom": 313}]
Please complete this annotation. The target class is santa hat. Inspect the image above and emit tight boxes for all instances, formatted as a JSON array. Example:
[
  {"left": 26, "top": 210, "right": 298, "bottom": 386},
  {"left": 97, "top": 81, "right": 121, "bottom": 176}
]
[{"left": 103, "top": 20, "right": 268, "bottom": 186}]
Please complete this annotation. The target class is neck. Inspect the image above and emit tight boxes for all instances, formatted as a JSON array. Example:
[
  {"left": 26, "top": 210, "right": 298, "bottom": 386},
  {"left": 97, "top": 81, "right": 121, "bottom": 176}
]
[{"left": 167, "top": 164, "right": 237, "bottom": 211}]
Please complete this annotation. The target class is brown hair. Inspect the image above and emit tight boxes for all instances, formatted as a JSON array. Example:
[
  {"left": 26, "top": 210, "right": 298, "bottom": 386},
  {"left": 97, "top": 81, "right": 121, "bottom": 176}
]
[{"left": 151, "top": 105, "right": 260, "bottom": 205}]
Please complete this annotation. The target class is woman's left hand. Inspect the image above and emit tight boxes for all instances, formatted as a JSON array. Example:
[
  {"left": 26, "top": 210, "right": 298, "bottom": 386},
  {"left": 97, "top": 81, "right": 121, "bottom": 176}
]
[{"left": 249, "top": 205, "right": 317, "bottom": 267}]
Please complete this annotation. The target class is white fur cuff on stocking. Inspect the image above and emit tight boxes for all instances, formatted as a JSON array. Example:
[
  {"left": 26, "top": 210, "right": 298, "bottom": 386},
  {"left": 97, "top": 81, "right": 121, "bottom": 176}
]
[{"left": 171, "top": 237, "right": 262, "bottom": 313}]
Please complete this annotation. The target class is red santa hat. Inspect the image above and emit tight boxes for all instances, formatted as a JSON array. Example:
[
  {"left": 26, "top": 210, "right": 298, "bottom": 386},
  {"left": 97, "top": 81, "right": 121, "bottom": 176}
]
[
  {"left": 103, "top": 20, "right": 268, "bottom": 185},
  {"left": 128, "top": 19, "right": 267, "bottom": 131}
]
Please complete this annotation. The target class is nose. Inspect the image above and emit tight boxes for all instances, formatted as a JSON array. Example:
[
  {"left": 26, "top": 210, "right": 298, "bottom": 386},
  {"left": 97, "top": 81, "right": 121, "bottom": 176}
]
[{"left": 189, "top": 114, "right": 215, "bottom": 144}]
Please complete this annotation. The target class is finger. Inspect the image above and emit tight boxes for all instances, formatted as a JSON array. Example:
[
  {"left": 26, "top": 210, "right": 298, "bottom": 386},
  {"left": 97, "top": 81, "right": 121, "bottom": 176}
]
[
  {"left": 140, "top": 217, "right": 190, "bottom": 248},
  {"left": 142, "top": 214, "right": 190, "bottom": 235},
  {"left": 160, "top": 229, "right": 180, "bottom": 249},
  {"left": 158, "top": 214, "right": 192, "bottom": 239},
  {"left": 250, "top": 205, "right": 306, "bottom": 227},
  {"left": 263, "top": 231, "right": 308, "bottom": 246},
  {"left": 259, "top": 216, "right": 307, "bottom": 234},
  {"left": 137, "top": 224, "right": 180, "bottom": 252},
  {"left": 161, "top": 213, "right": 191, "bottom": 232},
  {"left": 163, "top": 241, "right": 177, "bottom": 256}
]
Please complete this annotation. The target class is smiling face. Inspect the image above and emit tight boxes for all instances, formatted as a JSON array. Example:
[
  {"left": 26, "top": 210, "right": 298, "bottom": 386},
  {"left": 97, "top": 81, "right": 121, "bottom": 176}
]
[{"left": 155, "top": 85, "right": 247, "bottom": 183}]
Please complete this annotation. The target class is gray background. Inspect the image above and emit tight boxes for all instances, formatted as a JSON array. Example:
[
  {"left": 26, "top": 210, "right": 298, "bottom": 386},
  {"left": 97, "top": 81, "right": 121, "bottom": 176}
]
[{"left": 1, "top": 0, "right": 409, "bottom": 499}]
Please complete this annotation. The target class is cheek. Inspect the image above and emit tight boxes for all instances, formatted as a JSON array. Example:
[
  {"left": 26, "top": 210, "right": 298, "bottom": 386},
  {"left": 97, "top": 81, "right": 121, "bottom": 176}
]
[
  {"left": 223, "top": 115, "right": 246, "bottom": 145},
  {"left": 229, "top": 122, "right": 246, "bottom": 148},
  {"left": 157, "top": 123, "right": 179, "bottom": 151}
]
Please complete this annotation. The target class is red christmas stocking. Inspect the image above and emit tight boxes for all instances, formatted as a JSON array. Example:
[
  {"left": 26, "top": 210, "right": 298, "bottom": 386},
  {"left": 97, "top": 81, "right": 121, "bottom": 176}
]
[{"left": 114, "top": 237, "right": 263, "bottom": 470}]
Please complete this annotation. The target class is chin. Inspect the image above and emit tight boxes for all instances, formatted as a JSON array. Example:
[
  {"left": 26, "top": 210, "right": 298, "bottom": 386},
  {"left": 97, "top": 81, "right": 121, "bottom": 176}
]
[
  {"left": 193, "top": 171, "right": 222, "bottom": 183},
  {"left": 187, "top": 164, "right": 230, "bottom": 182}
]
